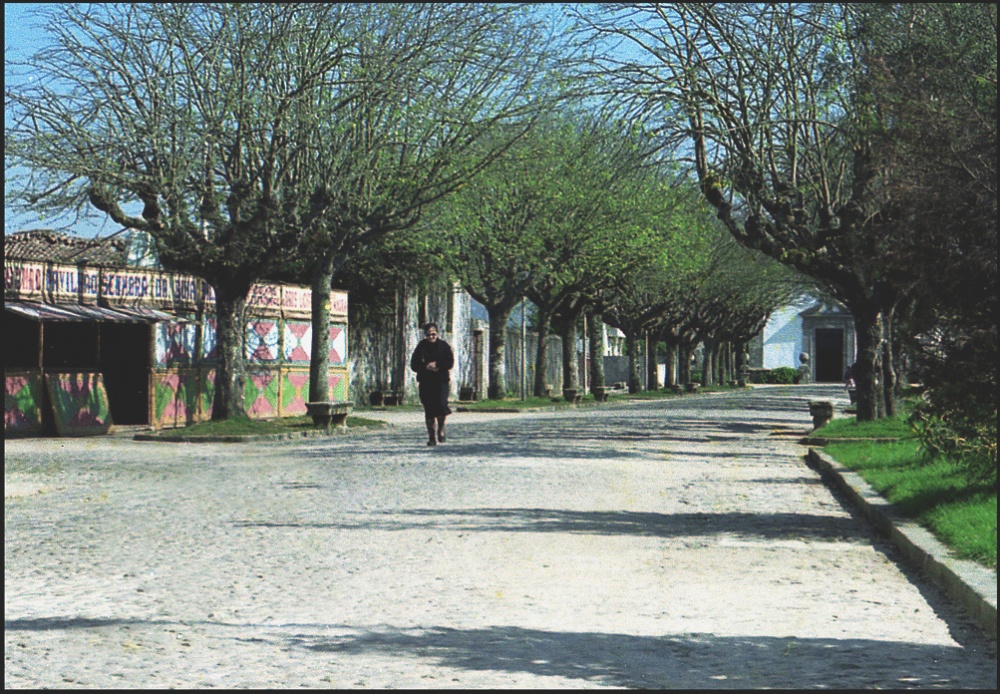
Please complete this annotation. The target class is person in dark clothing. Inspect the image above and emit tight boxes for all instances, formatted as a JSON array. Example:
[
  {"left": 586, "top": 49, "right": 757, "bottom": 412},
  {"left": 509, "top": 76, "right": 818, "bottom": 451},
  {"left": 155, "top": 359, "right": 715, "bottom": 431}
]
[{"left": 410, "top": 322, "right": 454, "bottom": 446}]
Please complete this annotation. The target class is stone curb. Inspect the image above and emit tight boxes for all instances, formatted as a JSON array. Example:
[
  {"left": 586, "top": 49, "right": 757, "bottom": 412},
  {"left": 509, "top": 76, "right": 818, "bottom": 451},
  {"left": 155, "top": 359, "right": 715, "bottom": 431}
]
[{"left": 805, "top": 448, "right": 997, "bottom": 641}]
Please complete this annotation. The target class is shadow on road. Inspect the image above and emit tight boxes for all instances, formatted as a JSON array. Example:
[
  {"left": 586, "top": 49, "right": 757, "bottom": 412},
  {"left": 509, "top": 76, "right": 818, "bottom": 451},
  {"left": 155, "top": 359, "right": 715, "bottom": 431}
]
[
  {"left": 232, "top": 507, "right": 869, "bottom": 543},
  {"left": 288, "top": 623, "right": 983, "bottom": 689}
]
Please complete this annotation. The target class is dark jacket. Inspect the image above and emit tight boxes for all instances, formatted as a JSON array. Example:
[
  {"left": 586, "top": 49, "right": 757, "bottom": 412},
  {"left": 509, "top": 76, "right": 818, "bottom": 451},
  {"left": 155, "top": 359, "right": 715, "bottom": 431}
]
[{"left": 410, "top": 338, "right": 454, "bottom": 386}]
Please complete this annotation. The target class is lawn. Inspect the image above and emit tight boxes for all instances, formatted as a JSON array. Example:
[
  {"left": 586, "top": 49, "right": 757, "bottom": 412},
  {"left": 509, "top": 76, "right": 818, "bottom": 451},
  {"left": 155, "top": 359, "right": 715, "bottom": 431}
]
[{"left": 815, "top": 413, "right": 997, "bottom": 569}]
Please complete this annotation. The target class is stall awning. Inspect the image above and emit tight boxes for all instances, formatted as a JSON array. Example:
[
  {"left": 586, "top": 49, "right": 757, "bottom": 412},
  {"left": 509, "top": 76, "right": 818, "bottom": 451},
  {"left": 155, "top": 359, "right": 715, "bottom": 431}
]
[{"left": 5, "top": 300, "right": 174, "bottom": 323}]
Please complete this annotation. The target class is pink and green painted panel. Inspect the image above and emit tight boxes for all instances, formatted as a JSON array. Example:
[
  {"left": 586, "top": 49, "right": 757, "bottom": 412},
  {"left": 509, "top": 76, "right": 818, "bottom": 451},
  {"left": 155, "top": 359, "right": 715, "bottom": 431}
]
[
  {"left": 153, "top": 371, "right": 200, "bottom": 428},
  {"left": 45, "top": 372, "right": 112, "bottom": 436},
  {"left": 281, "top": 369, "right": 310, "bottom": 415},
  {"left": 245, "top": 369, "right": 280, "bottom": 418},
  {"left": 5, "top": 371, "right": 44, "bottom": 436},
  {"left": 328, "top": 370, "right": 348, "bottom": 401}
]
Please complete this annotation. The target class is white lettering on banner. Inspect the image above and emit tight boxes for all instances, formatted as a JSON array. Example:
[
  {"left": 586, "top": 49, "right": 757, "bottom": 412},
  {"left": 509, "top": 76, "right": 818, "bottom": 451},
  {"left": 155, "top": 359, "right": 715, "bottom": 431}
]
[{"left": 330, "top": 291, "right": 349, "bottom": 315}]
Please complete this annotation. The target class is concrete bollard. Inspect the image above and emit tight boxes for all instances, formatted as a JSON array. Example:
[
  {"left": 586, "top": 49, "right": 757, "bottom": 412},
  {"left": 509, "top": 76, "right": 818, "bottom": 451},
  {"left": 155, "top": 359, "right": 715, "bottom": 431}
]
[{"left": 808, "top": 400, "right": 834, "bottom": 430}]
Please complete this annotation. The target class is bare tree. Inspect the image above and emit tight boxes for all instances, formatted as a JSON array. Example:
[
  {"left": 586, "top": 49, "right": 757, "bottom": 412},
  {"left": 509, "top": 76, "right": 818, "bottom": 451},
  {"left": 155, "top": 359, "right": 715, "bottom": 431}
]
[{"left": 6, "top": 4, "right": 354, "bottom": 419}]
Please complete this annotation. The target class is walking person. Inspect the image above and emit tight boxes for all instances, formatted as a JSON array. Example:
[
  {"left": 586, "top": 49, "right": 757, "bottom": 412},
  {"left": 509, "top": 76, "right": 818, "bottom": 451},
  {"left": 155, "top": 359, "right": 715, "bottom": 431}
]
[{"left": 410, "top": 322, "right": 454, "bottom": 446}]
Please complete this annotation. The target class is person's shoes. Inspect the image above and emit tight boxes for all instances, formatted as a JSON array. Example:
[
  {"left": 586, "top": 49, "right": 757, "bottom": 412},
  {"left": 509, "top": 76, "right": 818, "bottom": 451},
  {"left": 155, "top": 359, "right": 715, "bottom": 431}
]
[
  {"left": 427, "top": 437, "right": 437, "bottom": 446},
  {"left": 437, "top": 431, "right": 446, "bottom": 443}
]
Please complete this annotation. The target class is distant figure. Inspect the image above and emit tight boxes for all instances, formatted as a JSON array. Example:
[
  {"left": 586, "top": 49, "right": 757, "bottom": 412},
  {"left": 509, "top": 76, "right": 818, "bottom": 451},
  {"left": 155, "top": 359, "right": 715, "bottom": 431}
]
[
  {"left": 844, "top": 362, "right": 856, "bottom": 389},
  {"left": 410, "top": 322, "right": 454, "bottom": 446}
]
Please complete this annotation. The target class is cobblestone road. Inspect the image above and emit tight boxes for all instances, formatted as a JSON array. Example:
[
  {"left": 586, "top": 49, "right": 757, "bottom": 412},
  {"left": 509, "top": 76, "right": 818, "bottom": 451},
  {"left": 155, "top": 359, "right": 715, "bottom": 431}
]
[{"left": 4, "top": 385, "right": 996, "bottom": 688}]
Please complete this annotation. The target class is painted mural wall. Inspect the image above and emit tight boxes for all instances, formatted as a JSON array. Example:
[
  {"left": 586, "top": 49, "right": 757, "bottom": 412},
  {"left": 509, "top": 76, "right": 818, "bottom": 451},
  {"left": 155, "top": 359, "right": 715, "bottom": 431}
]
[{"left": 5, "top": 258, "right": 348, "bottom": 435}]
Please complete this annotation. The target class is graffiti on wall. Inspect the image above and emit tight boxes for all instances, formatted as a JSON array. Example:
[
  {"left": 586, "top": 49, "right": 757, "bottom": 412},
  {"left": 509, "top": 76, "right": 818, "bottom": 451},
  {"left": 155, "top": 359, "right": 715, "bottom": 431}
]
[
  {"left": 45, "top": 372, "right": 112, "bottom": 436},
  {"left": 5, "top": 371, "right": 44, "bottom": 436},
  {"left": 156, "top": 322, "right": 198, "bottom": 366}
]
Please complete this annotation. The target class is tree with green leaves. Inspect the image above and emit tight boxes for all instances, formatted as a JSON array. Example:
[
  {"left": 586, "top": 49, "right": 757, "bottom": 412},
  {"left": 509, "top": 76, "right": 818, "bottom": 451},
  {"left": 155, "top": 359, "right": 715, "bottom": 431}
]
[
  {"left": 576, "top": 3, "right": 961, "bottom": 421},
  {"left": 280, "top": 3, "right": 566, "bottom": 405},
  {"left": 522, "top": 116, "right": 652, "bottom": 397}
]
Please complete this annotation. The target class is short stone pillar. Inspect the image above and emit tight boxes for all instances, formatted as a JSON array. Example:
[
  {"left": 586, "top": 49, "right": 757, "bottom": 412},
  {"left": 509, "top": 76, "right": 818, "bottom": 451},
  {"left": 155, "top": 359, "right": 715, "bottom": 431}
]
[
  {"left": 591, "top": 386, "right": 609, "bottom": 402},
  {"left": 685, "top": 382, "right": 699, "bottom": 394},
  {"left": 562, "top": 388, "right": 581, "bottom": 403},
  {"left": 798, "top": 352, "right": 811, "bottom": 384},
  {"left": 808, "top": 400, "right": 834, "bottom": 430}
]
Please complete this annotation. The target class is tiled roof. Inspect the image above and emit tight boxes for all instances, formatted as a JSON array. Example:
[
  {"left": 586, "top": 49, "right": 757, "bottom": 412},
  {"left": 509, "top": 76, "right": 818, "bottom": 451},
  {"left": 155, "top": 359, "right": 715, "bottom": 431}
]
[{"left": 4, "top": 229, "right": 128, "bottom": 267}]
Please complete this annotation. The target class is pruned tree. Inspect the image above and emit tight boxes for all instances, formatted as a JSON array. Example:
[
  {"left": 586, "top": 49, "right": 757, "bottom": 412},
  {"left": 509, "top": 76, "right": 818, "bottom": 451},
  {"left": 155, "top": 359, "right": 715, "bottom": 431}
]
[
  {"left": 5, "top": 3, "right": 357, "bottom": 419},
  {"left": 282, "top": 3, "right": 567, "bottom": 405},
  {"left": 576, "top": 3, "right": 948, "bottom": 420}
]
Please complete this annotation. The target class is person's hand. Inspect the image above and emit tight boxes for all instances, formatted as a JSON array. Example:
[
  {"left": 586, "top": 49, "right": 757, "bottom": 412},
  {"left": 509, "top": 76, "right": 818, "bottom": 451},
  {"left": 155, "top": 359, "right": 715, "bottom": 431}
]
[{"left": 426, "top": 361, "right": 438, "bottom": 372}]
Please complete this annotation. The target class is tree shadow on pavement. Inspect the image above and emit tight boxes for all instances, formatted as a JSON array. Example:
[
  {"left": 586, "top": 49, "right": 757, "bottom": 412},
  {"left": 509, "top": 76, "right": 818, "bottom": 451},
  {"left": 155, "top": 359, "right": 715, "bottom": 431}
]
[
  {"left": 286, "top": 624, "right": 994, "bottom": 689},
  {"left": 233, "top": 507, "right": 869, "bottom": 543}
]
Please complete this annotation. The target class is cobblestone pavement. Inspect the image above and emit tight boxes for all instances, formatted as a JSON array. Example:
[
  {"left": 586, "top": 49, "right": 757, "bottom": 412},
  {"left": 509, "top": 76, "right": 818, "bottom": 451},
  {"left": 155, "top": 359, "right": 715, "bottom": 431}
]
[{"left": 5, "top": 385, "right": 996, "bottom": 689}]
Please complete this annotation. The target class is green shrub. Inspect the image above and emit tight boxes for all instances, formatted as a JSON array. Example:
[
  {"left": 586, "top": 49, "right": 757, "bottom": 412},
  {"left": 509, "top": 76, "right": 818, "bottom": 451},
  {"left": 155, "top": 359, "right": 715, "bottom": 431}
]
[
  {"left": 910, "top": 399, "right": 998, "bottom": 484},
  {"left": 768, "top": 367, "right": 799, "bottom": 384}
]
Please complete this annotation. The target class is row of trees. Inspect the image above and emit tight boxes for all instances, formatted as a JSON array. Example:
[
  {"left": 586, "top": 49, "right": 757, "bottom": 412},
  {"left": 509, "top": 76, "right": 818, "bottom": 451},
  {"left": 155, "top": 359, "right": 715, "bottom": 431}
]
[
  {"left": 7, "top": 4, "right": 995, "bottom": 477},
  {"left": 576, "top": 4, "right": 996, "bottom": 424},
  {"left": 6, "top": 3, "right": 566, "bottom": 419}
]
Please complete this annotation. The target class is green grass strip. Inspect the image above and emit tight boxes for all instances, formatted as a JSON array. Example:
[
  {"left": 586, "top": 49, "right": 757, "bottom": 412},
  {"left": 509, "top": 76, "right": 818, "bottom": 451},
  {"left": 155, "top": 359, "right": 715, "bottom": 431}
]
[{"left": 823, "top": 438, "right": 997, "bottom": 569}]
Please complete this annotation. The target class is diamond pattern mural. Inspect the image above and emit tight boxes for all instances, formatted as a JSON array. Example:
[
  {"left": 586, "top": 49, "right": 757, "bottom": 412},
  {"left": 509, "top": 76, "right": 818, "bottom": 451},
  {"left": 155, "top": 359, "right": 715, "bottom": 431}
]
[
  {"left": 246, "top": 370, "right": 279, "bottom": 417},
  {"left": 282, "top": 370, "right": 310, "bottom": 415},
  {"left": 156, "top": 322, "right": 197, "bottom": 366},
  {"left": 283, "top": 321, "right": 312, "bottom": 363},
  {"left": 329, "top": 325, "right": 347, "bottom": 366},
  {"left": 154, "top": 372, "right": 199, "bottom": 428},
  {"left": 247, "top": 320, "right": 280, "bottom": 363}
]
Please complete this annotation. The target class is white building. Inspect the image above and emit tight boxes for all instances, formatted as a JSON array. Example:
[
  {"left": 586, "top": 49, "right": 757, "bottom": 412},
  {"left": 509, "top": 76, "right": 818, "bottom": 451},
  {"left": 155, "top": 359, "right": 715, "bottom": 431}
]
[{"left": 750, "top": 296, "right": 856, "bottom": 383}]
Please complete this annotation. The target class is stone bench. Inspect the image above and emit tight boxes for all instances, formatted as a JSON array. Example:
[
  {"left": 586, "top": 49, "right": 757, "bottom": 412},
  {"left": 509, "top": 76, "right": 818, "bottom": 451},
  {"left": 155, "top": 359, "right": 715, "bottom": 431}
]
[{"left": 306, "top": 401, "right": 353, "bottom": 429}]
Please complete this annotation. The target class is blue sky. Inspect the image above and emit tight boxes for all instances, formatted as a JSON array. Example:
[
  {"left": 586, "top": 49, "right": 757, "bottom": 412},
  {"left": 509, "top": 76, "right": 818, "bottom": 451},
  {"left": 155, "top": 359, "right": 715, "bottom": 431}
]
[{"left": 5, "top": 3, "right": 95, "bottom": 235}]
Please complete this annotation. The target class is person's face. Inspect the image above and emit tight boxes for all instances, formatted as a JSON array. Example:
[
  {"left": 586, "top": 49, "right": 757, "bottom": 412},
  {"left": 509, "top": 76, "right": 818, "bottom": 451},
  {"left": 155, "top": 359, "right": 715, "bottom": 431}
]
[{"left": 425, "top": 328, "right": 438, "bottom": 341}]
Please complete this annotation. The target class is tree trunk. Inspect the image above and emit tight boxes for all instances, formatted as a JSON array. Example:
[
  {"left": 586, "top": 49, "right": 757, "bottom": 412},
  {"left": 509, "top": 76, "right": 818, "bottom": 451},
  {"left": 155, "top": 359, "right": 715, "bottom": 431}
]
[
  {"left": 587, "top": 311, "right": 605, "bottom": 392},
  {"left": 210, "top": 286, "right": 249, "bottom": 420},
  {"left": 626, "top": 330, "right": 642, "bottom": 393},
  {"left": 679, "top": 343, "right": 692, "bottom": 384},
  {"left": 701, "top": 339, "right": 715, "bottom": 386},
  {"left": 853, "top": 307, "right": 885, "bottom": 422},
  {"left": 533, "top": 307, "right": 553, "bottom": 397},
  {"left": 646, "top": 332, "right": 660, "bottom": 390},
  {"left": 487, "top": 305, "right": 513, "bottom": 399},
  {"left": 558, "top": 315, "right": 580, "bottom": 392},
  {"left": 309, "top": 261, "right": 333, "bottom": 403},
  {"left": 881, "top": 310, "right": 899, "bottom": 417},
  {"left": 664, "top": 342, "right": 677, "bottom": 387}
]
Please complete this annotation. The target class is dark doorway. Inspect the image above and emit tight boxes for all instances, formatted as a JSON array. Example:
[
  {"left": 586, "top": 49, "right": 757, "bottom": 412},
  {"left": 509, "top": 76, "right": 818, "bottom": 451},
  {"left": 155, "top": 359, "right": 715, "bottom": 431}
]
[
  {"left": 814, "top": 328, "right": 844, "bottom": 383},
  {"left": 100, "top": 322, "right": 152, "bottom": 425}
]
